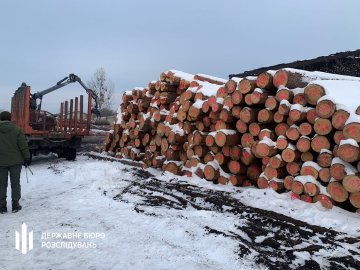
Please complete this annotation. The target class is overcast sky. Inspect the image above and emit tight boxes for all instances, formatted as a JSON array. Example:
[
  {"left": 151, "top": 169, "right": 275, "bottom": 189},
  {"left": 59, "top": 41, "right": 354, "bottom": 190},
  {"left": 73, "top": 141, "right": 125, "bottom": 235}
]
[{"left": 0, "top": 0, "right": 359, "bottom": 112}]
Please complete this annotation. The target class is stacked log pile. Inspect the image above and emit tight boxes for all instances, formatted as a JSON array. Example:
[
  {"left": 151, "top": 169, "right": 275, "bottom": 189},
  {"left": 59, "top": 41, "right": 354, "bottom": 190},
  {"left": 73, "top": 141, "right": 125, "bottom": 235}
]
[{"left": 103, "top": 68, "right": 360, "bottom": 213}]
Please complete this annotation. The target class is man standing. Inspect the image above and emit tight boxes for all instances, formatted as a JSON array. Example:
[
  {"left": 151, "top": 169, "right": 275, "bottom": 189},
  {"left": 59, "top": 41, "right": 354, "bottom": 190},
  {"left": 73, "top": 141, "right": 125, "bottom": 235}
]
[{"left": 0, "top": 111, "right": 31, "bottom": 213}]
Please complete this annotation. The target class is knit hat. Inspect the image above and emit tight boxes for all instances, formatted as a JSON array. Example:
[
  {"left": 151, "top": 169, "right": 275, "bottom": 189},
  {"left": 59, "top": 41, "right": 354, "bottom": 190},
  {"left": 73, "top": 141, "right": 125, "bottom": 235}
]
[{"left": 0, "top": 111, "right": 11, "bottom": 121}]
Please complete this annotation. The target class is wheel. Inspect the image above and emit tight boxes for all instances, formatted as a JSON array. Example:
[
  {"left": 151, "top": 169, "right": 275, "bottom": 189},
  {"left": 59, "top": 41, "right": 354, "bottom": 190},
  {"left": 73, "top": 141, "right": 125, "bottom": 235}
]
[{"left": 65, "top": 148, "right": 77, "bottom": 161}]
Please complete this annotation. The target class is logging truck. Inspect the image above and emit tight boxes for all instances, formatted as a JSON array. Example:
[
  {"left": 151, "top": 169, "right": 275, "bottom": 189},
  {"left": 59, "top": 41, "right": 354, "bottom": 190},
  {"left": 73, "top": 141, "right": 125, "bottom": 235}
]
[{"left": 11, "top": 74, "right": 100, "bottom": 161}]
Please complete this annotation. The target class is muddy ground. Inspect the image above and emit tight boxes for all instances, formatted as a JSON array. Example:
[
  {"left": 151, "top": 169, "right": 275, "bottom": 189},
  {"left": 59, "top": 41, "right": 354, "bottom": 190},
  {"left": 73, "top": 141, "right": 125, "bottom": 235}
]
[{"left": 106, "top": 165, "right": 360, "bottom": 270}]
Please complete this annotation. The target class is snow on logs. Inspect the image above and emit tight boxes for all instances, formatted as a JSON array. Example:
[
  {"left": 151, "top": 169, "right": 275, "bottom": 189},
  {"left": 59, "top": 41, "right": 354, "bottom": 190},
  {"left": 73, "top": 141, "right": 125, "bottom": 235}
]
[{"left": 103, "top": 68, "right": 360, "bottom": 213}]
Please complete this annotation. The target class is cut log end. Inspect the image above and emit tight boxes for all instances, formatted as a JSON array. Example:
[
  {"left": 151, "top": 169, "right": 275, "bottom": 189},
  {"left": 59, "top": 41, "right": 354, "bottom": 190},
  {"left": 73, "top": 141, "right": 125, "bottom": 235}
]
[
  {"left": 204, "top": 164, "right": 219, "bottom": 181},
  {"left": 338, "top": 144, "right": 360, "bottom": 163},
  {"left": 304, "top": 84, "right": 325, "bottom": 105},
  {"left": 343, "top": 175, "right": 360, "bottom": 193},
  {"left": 311, "top": 136, "right": 331, "bottom": 153},
  {"left": 314, "top": 118, "right": 333, "bottom": 136},
  {"left": 291, "top": 181, "right": 304, "bottom": 195},
  {"left": 304, "top": 182, "right": 320, "bottom": 196},
  {"left": 284, "top": 176, "right": 294, "bottom": 190},
  {"left": 349, "top": 192, "right": 360, "bottom": 209},
  {"left": 230, "top": 175, "right": 245, "bottom": 186},
  {"left": 314, "top": 194, "right": 333, "bottom": 209},
  {"left": 327, "top": 182, "right": 349, "bottom": 203},
  {"left": 316, "top": 99, "right": 336, "bottom": 119},
  {"left": 239, "top": 78, "right": 256, "bottom": 94},
  {"left": 257, "top": 177, "right": 269, "bottom": 189},
  {"left": 286, "top": 162, "right": 301, "bottom": 176},
  {"left": 343, "top": 122, "right": 360, "bottom": 143},
  {"left": 319, "top": 168, "right": 331, "bottom": 183},
  {"left": 332, "top": 110, "right": 350, "bottom": 130}
]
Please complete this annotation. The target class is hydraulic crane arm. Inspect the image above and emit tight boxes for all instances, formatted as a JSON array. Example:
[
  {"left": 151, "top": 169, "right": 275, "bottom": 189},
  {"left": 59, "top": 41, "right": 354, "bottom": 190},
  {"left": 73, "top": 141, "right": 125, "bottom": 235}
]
[{"left": 31, "top": 74, "right": 101, "bottom": 118}]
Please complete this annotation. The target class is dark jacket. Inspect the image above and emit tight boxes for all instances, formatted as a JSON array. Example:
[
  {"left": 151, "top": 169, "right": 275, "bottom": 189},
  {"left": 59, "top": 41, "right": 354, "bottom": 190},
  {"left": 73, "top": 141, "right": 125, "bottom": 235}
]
[{"left": 0, "top": 121, "right": 30, "bottom": 166}]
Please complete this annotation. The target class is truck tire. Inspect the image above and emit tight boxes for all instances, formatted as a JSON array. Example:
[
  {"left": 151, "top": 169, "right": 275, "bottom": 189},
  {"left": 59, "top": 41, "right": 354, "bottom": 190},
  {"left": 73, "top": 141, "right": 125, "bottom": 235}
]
[{"left": 65, "top": 148, "right": 76, "bottom": 161}]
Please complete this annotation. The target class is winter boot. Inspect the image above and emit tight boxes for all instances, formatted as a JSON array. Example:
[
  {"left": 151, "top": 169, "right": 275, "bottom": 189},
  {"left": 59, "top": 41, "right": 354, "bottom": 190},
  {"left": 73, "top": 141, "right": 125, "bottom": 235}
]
[
  {"left": 12, "top": 201, "right": 22, "bottom": 213},
  {"left": 0, "top": 204, "right": 7, "bottom": 214}
]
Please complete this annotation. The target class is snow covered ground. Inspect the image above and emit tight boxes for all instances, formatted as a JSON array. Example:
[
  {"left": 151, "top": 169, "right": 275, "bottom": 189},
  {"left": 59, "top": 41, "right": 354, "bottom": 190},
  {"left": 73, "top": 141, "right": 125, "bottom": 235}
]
[{"left": 0, "top": 155, "right": 360, "bottom": 270}]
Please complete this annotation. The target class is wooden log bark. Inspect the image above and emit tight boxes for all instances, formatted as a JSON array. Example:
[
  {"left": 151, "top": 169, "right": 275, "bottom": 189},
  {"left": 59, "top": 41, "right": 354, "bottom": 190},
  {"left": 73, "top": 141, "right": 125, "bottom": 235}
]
[
  {"left": 246, "top": 163, "right": 262, "bottom": 181},
  {"left": 214, "top": 130, "right": 240, "bottom": 147},
  {"left": 228, "top": 160, "right": 247, "bottom": 174},
  {"left": 264, "top": 166, "right": 287, "bottom": 180},
  {"left": 269, "top": 179, "right": 285, "bottom": 192},
  {"left": 256, "top": 141, "right": 277, "bottom": 157},
  {"left": 194, "top": 74, "right": 226, "bottom": 85},
  {"left": 273, "top": 69, "right": 309, "bottom": 89},
  {"left": 230, "top": 175, "right": 246, "bottom": 186}
]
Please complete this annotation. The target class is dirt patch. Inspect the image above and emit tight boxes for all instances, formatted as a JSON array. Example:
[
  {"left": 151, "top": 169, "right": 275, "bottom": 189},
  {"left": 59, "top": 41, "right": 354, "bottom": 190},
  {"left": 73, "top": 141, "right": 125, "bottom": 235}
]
[{"left": 109, "top": 167, "right": 360, "bottom": 270}]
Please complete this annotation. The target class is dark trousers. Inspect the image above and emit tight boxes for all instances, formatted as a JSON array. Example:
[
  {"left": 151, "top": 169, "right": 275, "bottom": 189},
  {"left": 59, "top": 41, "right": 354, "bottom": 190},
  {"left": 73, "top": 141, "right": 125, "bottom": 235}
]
[{"left": 0, "top": 165, "right": 22, "bottom": 206}]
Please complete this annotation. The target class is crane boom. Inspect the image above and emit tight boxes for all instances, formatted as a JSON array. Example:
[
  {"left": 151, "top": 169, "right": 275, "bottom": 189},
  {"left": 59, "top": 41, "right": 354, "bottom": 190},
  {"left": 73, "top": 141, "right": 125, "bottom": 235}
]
[{"left": 31, "top": 74, "right": 100, "bottom": 118}]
